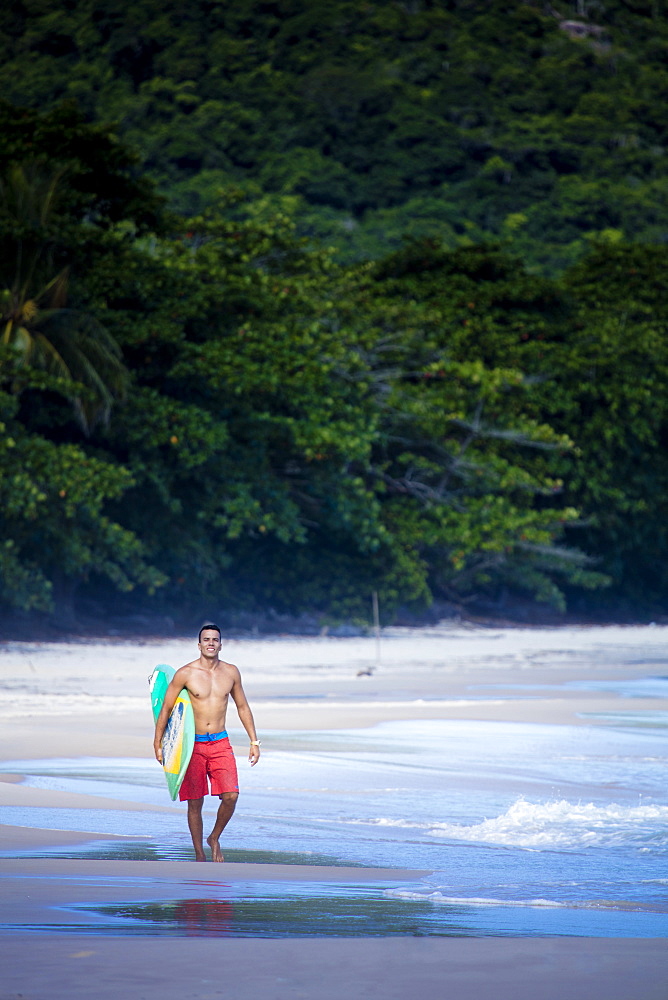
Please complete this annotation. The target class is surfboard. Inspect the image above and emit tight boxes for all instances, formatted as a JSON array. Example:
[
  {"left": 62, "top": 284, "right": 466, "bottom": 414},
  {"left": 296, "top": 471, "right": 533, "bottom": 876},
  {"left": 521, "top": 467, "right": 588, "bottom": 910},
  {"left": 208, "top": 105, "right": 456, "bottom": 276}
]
[{"left": 149, "top": 663, "right": 195, "bottom": 801}]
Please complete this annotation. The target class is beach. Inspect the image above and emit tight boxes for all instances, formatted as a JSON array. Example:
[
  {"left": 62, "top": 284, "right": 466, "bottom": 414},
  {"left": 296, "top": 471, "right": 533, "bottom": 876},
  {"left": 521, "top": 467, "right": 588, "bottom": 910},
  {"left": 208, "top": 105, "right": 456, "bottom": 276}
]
[{"left": 0, "top": 623, "right": 667, "bottom": 997}]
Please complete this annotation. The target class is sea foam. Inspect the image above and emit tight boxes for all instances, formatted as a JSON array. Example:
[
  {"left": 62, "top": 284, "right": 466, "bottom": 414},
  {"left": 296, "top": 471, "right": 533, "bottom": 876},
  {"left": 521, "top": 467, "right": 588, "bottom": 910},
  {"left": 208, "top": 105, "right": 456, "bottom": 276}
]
[{"left": 352, "top": 797, "right": 668, "bottom": 851}]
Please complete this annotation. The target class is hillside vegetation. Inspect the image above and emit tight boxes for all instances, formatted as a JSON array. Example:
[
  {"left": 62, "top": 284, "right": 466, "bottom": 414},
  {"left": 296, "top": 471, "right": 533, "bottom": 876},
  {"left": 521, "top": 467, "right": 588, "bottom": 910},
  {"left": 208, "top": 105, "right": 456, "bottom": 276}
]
[
  {"left": 2, "top": 0, "right": 668, "bottom": 272},
  {"left": 1, "top": 2, "right": 667, "bottom": 629}
]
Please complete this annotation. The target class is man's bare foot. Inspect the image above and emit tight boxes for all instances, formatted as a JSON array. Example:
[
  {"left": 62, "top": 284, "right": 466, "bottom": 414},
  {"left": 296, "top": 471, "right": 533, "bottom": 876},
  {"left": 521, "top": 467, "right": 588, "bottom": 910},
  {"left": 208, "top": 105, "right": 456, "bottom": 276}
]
[
  {"left": 206, "top": 834, "right": 224, "bottom": 862},
  {"left": 194, "top": 849, "right": 207, "bottom": 862}
]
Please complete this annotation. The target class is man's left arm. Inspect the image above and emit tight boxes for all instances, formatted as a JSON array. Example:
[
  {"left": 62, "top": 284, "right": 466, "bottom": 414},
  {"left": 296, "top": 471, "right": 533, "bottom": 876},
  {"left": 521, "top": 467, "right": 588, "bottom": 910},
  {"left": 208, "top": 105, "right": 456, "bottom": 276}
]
[{"left": 231, "top": 670, "right": 261, "bottom": 766}]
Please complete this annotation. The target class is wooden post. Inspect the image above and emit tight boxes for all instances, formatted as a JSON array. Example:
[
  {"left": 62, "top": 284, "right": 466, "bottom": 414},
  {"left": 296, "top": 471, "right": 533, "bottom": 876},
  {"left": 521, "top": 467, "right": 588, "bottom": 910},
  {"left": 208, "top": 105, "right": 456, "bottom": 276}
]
[{"left": 372, "top": 590, "right": 381, "bottom": 668}]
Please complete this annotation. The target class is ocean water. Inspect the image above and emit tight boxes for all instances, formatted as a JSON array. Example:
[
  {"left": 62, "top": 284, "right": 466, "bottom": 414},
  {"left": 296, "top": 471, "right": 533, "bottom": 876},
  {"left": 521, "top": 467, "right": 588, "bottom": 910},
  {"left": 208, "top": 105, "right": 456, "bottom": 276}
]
[{"left": 2, "top": 713, "right": 667, "bottom": 937}]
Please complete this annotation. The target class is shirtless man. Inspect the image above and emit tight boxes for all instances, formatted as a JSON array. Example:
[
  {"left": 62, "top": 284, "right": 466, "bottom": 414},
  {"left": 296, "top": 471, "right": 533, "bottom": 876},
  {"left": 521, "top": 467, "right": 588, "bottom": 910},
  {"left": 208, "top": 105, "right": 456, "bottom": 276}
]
[{"left": 153, "top": 624, "right": 260, "bottom": 862}]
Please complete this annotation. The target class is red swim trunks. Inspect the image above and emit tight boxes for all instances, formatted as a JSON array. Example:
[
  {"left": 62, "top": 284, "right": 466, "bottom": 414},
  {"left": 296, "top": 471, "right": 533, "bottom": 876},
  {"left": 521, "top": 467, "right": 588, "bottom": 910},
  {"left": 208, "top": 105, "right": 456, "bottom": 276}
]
[{"left": 179, "top": 736, "right": 239, "bottom": 801}]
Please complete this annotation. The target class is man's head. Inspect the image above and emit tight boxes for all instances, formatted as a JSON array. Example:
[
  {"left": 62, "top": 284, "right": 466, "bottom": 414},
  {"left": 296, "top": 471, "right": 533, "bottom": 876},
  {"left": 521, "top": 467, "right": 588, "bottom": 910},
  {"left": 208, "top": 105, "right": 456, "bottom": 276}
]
[{"left": 198, "top": 623, "right": 222, "bottom": 644}]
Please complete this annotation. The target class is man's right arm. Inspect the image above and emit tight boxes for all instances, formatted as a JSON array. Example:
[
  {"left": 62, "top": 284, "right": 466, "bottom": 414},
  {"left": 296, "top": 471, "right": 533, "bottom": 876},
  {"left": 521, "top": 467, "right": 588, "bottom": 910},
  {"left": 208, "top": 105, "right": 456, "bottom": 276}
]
[{"left": 153, "top": 668, "right": 189, "bottom": 763}]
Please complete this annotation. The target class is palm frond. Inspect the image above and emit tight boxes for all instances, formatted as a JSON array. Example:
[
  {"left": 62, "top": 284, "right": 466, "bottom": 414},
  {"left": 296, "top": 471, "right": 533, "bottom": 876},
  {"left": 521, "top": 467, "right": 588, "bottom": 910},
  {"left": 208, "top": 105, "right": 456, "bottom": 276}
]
[
  {"left": 38, "top": 268, "right": 70, "bottom": 311},
  {"left": 0, "top": 163, "right": 127, "bottom": 433}
]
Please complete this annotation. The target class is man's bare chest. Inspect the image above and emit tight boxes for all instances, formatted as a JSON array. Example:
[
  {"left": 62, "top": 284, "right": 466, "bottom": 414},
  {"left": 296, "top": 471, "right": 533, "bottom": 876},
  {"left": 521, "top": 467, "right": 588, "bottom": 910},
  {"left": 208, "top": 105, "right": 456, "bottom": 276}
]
[{"left": 187, "top": 671, "right": 233, "bottom": 702}]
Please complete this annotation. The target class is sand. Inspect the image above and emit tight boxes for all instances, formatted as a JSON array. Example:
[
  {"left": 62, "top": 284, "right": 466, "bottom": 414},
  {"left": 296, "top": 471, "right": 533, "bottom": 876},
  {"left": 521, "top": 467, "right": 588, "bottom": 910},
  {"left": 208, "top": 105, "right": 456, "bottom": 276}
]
[
  {"left": 0, "top": 624, "right": 667, "bottom": 998},
  {"left": 3, "top": 936, "right": 668, "bottom": 1000}
]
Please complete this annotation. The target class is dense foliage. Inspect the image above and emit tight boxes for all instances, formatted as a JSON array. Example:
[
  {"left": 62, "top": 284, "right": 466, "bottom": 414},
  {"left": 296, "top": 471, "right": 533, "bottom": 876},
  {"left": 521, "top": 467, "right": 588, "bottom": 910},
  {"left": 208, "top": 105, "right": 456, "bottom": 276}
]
[
  {"left": 1, "top": 0, "right": 668, "bottom": 273},
  {"left": 2, "top": 1, "right": 668, "bottom": 627}
]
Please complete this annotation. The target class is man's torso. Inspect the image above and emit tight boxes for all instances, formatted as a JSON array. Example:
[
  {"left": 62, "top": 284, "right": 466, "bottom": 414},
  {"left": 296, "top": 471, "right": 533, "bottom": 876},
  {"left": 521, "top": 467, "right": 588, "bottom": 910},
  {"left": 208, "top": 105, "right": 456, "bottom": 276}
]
[{"left": 181, "top": 658, "right": 236, "bottom": 734}]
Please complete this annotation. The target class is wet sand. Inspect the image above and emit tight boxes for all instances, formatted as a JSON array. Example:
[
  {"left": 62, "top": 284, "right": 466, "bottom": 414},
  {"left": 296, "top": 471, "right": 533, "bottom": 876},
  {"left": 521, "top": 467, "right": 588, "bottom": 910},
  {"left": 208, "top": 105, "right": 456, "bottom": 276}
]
[
  {"left": 3, "top": 933, "right": 667, "bottom": 999},
  {"left": 1, "top": 830, "right": 666, "bottom": 1000}
]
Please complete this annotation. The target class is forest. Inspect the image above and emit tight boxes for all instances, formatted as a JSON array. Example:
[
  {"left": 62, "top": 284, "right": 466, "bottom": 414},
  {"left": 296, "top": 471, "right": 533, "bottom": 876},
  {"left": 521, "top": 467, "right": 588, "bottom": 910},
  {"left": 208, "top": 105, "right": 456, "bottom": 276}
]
[{"left": 1, "top": 0, "right": 668, "bottom": 630}]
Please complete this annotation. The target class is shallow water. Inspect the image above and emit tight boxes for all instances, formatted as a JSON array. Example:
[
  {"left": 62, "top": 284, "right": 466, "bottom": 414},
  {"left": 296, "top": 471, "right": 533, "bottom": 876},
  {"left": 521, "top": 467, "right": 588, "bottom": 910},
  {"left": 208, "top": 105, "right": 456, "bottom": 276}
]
[{"left": 2, "top": 711, "right": 667, "bottom": 937}]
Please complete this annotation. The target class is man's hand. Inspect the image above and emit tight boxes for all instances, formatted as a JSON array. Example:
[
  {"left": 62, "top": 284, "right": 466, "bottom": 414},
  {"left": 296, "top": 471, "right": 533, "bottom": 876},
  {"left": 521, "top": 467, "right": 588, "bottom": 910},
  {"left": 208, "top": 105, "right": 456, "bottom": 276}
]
[
  {"left": 154, "top": 744, "right": 163, "bottom": 764},
  {"left": 249, "top": 743, "right": 261, "bottom": 766}
]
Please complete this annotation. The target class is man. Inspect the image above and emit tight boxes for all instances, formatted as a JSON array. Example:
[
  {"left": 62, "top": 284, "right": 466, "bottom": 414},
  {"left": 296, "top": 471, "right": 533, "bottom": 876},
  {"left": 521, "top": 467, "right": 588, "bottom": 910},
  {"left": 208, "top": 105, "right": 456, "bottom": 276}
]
[{"left": 153, "top": 624, "right": 261, "bottom": 862}]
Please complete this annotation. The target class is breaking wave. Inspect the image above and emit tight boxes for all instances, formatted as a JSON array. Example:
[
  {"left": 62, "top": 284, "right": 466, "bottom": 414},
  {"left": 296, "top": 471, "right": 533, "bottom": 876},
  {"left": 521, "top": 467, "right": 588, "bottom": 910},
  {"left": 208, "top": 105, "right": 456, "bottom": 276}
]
[{"left": 354, "top": 798, "right": 668, "bottom": 850}]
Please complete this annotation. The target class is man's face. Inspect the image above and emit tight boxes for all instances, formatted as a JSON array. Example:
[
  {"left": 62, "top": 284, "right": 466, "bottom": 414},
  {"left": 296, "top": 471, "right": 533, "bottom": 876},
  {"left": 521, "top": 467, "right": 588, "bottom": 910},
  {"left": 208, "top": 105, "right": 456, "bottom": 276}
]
[{"left": 199, "top": 630, "right": 222, "bottom": 655}]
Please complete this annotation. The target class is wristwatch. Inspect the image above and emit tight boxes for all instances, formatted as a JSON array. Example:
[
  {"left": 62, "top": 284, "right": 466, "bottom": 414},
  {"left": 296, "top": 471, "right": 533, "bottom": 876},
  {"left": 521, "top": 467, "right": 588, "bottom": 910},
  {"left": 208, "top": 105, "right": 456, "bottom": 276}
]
[{"left": 250, "top": 740, "right": 261, "bottom": 746}]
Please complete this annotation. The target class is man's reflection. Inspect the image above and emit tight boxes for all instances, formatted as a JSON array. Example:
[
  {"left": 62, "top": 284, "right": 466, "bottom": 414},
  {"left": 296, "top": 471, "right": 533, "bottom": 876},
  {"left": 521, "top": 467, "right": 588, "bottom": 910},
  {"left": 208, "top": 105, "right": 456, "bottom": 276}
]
[{"left": 174, "top": 898, "right": 234, "bottom": 935}]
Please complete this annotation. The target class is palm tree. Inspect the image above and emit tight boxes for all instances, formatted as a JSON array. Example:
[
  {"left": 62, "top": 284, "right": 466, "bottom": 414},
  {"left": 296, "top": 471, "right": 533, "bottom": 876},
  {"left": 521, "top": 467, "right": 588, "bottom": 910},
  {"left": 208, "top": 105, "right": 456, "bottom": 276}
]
[{"left": 0, "top": 162, "right": 128, "bottom": 433}]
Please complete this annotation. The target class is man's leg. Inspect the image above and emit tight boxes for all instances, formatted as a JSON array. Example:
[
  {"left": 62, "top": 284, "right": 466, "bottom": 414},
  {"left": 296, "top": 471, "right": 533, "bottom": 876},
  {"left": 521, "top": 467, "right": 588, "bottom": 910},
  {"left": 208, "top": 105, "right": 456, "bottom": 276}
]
[
  {"left": 186, "top": 797, "right": 207, "bottom": 862},
  {"left": 206, "top": 791, "right": 239, "bottom": 863}
]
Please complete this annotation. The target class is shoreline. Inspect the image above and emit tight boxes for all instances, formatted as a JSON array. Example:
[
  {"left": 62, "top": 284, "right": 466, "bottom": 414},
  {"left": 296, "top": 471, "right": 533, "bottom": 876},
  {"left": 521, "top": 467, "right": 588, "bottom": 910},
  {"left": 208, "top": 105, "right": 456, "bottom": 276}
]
[
  {"left": 1, "top": 623, "right": 666, "bottom": 836},
  {"left": 1, "top": 846, "right": 667, "bottom": 1000},
  {"left": 0, "top": 823, "right": 150, "bottom": 851},
  {"left": 1, "top": 624, "right": 666, "bottom": 997},
  {"left": 1, "top": 609, "right": 665, "bottom": 645},
  {"left": 3, "top": 616, "right": 662, "bottom": 641},
  {"left": 0, "top": 623, "right": 664, "bottom": 787}
]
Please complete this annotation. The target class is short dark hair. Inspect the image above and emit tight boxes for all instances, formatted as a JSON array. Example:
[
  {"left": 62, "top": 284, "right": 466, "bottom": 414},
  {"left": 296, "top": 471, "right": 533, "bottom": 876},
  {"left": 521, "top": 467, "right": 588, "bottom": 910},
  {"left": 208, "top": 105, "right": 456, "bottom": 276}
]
[{"left": 198, "top": 623, "right": 222, "bottom": 642}]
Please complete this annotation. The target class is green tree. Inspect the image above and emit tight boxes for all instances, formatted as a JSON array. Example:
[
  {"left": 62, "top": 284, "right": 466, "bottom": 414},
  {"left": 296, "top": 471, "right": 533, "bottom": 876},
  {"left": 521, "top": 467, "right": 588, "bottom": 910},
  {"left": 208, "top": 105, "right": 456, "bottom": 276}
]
[
  {"left": 0, "top": 103, "right": 167, "bottom": 618},
  {"left": 84, "top": 204, "right": 381, "bottom": 617},
  {"left": 0, "top": 99, "right": 165, "bottom": 433},
  {"left": 338, "top": 241, "right": 607, "bottom": 613},
  {"left": 548, "top": 243, "right": 668, "bottom": 611},
  {"left": 0, "top": 163, "right": 128, "bottom": 431},
  {"left": 3, "top": 1, "right": 668, "bottom": 274},
  {"left": 98, "top": 220, "right": 607, "bottom": 619},
  {"left": 0, "top": 356, "right": 163, "bottom": 618}
]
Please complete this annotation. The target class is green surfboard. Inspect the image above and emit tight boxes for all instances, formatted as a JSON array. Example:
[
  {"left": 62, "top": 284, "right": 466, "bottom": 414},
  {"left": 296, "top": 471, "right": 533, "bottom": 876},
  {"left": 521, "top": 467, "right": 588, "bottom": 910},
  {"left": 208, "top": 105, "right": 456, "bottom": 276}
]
[{"left": 149, "top": 663, "right": 196, "bottom": 801}]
